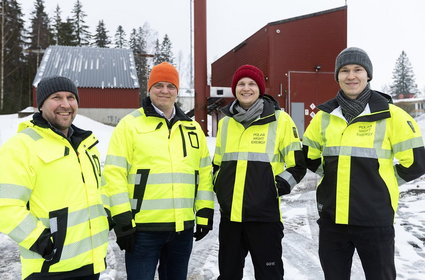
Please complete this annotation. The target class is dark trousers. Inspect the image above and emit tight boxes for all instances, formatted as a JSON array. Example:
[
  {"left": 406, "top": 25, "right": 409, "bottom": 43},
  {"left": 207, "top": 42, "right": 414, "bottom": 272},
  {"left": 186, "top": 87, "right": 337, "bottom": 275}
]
[
  {"left": 318, "top": 222, "right": 396, "bottom": 280},
  {"left": 125, "top": 229, "right": 193, "bottom": 280},
  {"left": 218, "top": 217, "right": 284, "bottom": 280}
]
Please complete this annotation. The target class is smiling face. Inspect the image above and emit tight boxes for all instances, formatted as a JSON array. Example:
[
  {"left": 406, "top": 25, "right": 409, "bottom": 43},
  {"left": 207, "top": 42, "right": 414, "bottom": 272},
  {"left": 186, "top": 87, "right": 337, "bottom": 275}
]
[
  {"left": 337, "top": 64, "right": 369, "bottom": 99},
  {"left": 149, "top": 81, "right": 178, "bottom": 117},
  {"left": 235, "top": 77, "right": 260, "bottom": 109},
  {"left": 40, "top": 91, "right": 78, "bottom": 136}
]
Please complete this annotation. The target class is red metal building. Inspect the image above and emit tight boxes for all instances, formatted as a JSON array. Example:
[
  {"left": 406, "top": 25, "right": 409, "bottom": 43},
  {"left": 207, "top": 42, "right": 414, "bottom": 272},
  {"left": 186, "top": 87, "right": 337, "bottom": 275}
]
[
  {"left": 32, "top": 45, "right": 140, "bottom": 125},
  {"left": 211, "top": 6, "right": 347, "bottom": 137}
]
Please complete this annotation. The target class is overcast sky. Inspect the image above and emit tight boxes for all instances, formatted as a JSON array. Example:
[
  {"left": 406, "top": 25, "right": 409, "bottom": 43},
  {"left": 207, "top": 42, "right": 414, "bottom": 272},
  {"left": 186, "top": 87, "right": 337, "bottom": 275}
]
[{"left": 20, "top": 0, "right": 425, "bottom": 92}]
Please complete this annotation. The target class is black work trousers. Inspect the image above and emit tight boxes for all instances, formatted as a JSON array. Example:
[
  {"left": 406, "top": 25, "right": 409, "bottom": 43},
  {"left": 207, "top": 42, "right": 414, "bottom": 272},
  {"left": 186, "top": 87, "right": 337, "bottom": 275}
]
[
  {"left": 318, "top": 221, "right": 396, "bottom": 280},
  {"left": 218, "top": 217, "right": 284, "bottom": 280}
]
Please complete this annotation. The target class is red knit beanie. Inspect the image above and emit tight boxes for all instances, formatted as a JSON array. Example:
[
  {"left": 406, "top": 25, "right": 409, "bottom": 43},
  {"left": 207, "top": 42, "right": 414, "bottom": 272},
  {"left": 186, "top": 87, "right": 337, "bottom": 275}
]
[
  {"left": 231, "top": 64, "right": 266, "bottom": 96},
  {"left": 148, "top": 62, "right": 179, "bottom": 91}
]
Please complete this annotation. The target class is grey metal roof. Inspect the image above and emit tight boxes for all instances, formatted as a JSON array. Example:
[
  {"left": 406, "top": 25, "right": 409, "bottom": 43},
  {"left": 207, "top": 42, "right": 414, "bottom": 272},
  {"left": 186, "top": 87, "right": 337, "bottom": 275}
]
[{"left": 33, "top": 45, "right": 140, "bottom": 89}]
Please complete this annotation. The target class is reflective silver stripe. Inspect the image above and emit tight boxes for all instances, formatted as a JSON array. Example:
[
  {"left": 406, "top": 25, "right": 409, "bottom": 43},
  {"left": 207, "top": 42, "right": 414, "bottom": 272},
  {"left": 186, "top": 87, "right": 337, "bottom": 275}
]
[
  {"left": 101, "top": 194, "right": 110, "bottom": 207},
  {"left": 128, "top": 173, "right": 197, "bottom": 185},
  {"left": 222, "top": 152, "right": 271, "bottom": 162},
  {"left": 9, "top": 214, "right": 38, "bottom": 243},
  {"left": 105, "top": 155, "right": 129, "bottom": 170},
  {"left": 21, "top": 229, "right": 109, "bottom": 260},
  {"left": 131, "top": 110, "right": 142, "bottom": 117},
  {"left": 219, "top": 117, "right": 230, "bottom": 156},
  {"left": 196, "top": 190, "right": 214, "bottom": 201},
  {"left": 131, "top": 198, "right": 137, "bottom": 210},
  {"left": 109, "top": 192, "right": 130, "bottom": 207},
  {"left": 147, "top": 173, "right": 196, "bottom": 185},
  {"left": 0, "top": 184, "right": 31, "bottom": 201},
  {"left": 323, "top": 146, "right": 392, "bottom": 159},
  {"left": 321, "top": 113, "right": 331, "bottom": 144},
  {"left": 277, "top": 171, "right": 297, "bottom": 189},
  {"left": 200, "top": 156, "right": 211, "bottom": 168},
  {"left": 20, "top": 230, "right": 109, "bottom": 260},
  {"left": 266, "top": 112, "right": 278, "bottom": 161},
  {"left": 393, "top": 137, "right": 424, "bottom": 154},
  {"left": 39, "top": 204, "right": 106, "bottom": 228},
  {"left": 303, "top": 136, "right": 322, "bottom": 151},
  {"left": 281, "top": 142, "right": 302, "bottom": 157},
  {"left": 60, "top": 229, "right": 108, "bottom": 260},
  {"left": 128, "top": 173, "right": 141, "bottom": 184},
  {"left": 19, "top": 128, "right": 42, "bottom": 141},
  {"left": 140, "top": 198, "right": 194, "bottom": 210},
  {"left": 50, "top": 217, "right": 58, "bottom": 234},
  {"left": 271, "top": 153, "right": 282, "bottom": 163}
]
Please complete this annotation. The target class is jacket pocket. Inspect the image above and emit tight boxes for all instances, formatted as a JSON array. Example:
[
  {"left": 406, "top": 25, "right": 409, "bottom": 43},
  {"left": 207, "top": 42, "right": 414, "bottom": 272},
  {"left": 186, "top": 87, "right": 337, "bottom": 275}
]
[
  {"left": 132, "top": 169, "right": 150, "bottom": 218},
  {"left": 41, "top": 207, "right": 68, "bottom": 272}
]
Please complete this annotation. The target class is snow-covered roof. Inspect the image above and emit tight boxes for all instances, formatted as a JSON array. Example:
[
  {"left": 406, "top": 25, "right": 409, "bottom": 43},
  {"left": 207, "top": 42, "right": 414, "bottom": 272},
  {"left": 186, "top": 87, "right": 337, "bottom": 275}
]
[{"left": 33, "top": 45, "right": 140, "bottom": 89}]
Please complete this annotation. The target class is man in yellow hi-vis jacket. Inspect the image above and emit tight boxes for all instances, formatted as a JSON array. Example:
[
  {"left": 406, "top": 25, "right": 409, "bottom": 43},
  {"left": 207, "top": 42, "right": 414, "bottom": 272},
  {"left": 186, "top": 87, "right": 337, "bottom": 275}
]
[
  {"left": 303, "top": 47, "right": 425, "bottom": 280},
  {"left": 101, "top": 62, "right": 214, "bottom": 280},
  {"left": 0, "top": 76, "right": 109, "bottom": 280}
]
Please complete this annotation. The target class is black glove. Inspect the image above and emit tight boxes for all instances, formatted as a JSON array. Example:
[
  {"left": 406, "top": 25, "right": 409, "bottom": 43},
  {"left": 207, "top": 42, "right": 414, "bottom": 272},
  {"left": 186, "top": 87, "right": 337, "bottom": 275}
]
[
  {"left": 116, "top": 232, "right": 135, "bottom": 252},
  {"left": 193, "top": 225, "right": 210, "bottom": 241},
  {"left": 29, "top": 228, "right": 55, "bottom": 261},
  {"left": 104, "top": 208, "right": 115, "bottom": 231},
  {"left": 275, "top": 176, "right": 291, "bottom": 196}
]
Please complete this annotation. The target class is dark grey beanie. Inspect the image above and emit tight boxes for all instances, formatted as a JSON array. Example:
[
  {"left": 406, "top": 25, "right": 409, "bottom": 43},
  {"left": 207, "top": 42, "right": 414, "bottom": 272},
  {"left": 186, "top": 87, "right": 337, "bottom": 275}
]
[
  {"left": 36, "top": 76, "right": 79, "bottom": 109},
  {"left": 335, "top": 47, "right": 373, "bottom": 81}
]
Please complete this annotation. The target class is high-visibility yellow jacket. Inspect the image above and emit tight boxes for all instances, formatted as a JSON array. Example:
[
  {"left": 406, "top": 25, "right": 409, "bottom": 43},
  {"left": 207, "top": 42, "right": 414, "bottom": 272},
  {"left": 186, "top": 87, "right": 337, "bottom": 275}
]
[
  {"left": 0, "top": 113, "right": 109, "bottom": 279},
  {"left": 102, "top": 97, "right": 214, "bottom": 233},
  {"left": 303, "top": 91, "right": 425, "bottom": 226},
  {"left": 213, "top": 96, "right": 306, "bottom": 222}
]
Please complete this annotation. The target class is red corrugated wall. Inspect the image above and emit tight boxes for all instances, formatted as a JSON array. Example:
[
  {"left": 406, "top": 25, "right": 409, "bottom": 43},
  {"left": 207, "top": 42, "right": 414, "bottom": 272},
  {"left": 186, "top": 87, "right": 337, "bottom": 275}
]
[
  {"left": 211, "top": 6, "right": 347, "bottom": 130},
  {"left": 32, "top": 88, "right": 140, "bottom": 108}
]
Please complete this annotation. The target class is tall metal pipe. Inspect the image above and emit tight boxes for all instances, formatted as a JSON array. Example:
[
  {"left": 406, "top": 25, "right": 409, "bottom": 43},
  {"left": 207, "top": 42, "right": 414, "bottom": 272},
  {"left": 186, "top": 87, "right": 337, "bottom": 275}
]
[{"left": 194, "top": 0, "right": 208, "bottom": 134}]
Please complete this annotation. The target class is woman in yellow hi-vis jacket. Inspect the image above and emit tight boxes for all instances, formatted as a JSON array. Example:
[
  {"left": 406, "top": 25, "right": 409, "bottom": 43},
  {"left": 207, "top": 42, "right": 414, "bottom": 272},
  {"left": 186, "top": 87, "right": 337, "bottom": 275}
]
[
  {"left": 213, "top": 65, "right": 306, "bottom": 280},
  {"left": 0, "top": 76, "right": 109, "bottom": 280},
  {"left": 303, "top": 47, "right": 425, "bottom": 280}
]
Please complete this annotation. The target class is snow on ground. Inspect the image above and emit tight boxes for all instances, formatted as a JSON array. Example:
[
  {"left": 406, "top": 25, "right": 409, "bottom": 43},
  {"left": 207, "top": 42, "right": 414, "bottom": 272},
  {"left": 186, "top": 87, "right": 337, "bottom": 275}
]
[{"left": 0, "top": 113, "right": 425, "bottom": 279}]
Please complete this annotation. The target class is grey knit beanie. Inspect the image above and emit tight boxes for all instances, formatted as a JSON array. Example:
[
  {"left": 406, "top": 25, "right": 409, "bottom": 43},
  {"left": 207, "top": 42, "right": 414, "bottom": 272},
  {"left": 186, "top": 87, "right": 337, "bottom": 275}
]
[
  {"left": 335, "top": 47, "right": 373, "bottom": 81},
  {"left": 37, "top": 76, "right": 79, "bottom": 109}
]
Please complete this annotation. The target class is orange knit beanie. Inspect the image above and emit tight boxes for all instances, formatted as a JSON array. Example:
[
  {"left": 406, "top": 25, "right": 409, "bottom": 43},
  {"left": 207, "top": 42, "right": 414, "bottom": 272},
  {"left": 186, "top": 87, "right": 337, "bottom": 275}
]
[{"left": 147, "top": 62, "right": 179, "bottom": 91}]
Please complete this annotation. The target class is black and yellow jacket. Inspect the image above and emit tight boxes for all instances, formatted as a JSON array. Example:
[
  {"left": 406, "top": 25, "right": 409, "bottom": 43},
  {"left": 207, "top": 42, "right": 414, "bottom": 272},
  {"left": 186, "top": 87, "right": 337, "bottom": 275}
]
[
  {"left": 213, "top": 95, "right": 306, "bottom": 222},
  {"left": 102, "top": 97, "right": 214, "bottom": 234},
  {"left": 303, "top": 91, "right": 425, "bottom": 226},
  {"left": 0, "top": 113, "right": 109, "bottom": 279}
]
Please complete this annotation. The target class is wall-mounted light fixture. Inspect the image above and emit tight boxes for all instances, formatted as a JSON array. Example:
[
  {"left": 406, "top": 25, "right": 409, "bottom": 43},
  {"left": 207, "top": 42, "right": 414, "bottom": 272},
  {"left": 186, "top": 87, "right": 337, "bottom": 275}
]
[{"left": 314, "top": 65, "right": 321, "bottom": 72}]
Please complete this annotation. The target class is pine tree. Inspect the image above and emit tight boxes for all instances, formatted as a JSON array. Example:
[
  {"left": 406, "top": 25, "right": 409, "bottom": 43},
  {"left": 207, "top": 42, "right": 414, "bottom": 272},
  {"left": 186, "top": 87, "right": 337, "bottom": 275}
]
[
  {"left": 58, "top": 18, "right": 78, "bottom": 46},
  {"left": 153, "top": 34, "right": 175, "bottom": 65},
  {"left": 129, "top": 27, "right": 150, "bottom": 100},
  {"left": 52, "top": 5, "right": 61, "bottom": 45},
  {"left": 93, "top": 20, "right": 110, "bottom": 48},
  {"left": 1, "top": 0, "right": 27, "bottom": 113},
  {"left": 153, "top": 38, "right": 161, "bottom": 65},
  {"left": 390, "top": 50, "right": 419, "bottom": 98},
  {"left": 25, "top": 0, "right": 53, "bottom": 110},
  {"left": 114, "top": 25, "right": 127, "bottom": 48},
  {"left": 159, "top": 34, "right": 174, "bottom": 64},
  {"left": 71, "top": 0, "right": 91, "bottom": 46}
]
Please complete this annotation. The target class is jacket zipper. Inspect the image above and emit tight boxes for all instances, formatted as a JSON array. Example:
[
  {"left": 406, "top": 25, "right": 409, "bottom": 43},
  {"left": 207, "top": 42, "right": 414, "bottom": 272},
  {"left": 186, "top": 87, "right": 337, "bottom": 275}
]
[{"left": 179, "top": 125, "right": 187, "bottom": 157}]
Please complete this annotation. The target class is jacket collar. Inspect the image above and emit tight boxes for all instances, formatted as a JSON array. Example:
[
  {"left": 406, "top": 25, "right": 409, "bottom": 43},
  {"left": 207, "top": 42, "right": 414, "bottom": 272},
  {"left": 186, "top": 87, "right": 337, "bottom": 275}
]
[
  {"left": 31, "top": 112, "right": 94, "bottom": 149},
  {"left": 142, "top": 96, "right": 191, "bottom": 123},
  {"left": 318, "top": 90, "right": 393, "bottom": 123}
]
